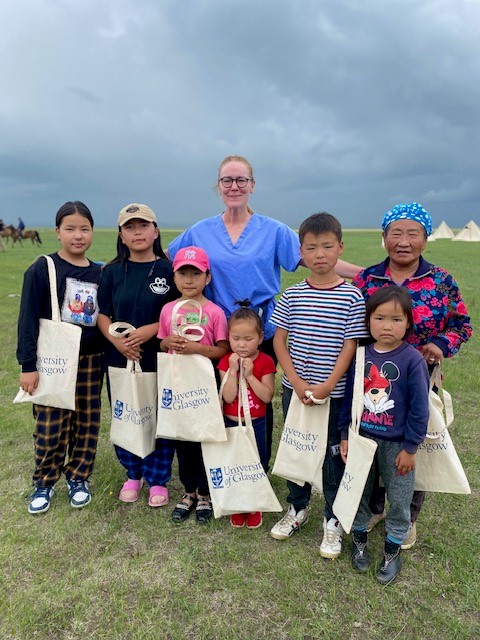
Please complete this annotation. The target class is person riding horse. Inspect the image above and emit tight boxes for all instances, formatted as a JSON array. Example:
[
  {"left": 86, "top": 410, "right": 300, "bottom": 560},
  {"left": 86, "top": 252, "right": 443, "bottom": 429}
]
[{"left": 17, "top": 217, "right": 25, "bottom": 239}]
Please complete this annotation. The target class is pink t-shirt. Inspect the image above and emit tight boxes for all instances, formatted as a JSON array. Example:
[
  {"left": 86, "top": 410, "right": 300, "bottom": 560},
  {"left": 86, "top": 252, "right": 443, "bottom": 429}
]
[
  {"left": 217, "top": 351, "right": 276, "bottom": 418},
  {"left": 158, "top": 299, "right": 228, "bottom": 347}
]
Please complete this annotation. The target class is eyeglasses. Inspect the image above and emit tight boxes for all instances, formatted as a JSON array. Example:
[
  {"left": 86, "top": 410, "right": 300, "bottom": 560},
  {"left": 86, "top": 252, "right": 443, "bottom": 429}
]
[{"left": 218, "top": 176, "right": 251, "bottom": 188}]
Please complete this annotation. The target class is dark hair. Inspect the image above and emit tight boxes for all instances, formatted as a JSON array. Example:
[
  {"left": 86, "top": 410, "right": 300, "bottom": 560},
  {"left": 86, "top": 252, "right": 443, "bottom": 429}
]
[
  {"left": 298, "top": 212, "right": 342, "bottom": 244},
  {"left": 107, "top": 222, "right": 167, "bottom": 265},
  {"left": 228, "top": 307, "right": 263, "bottom": 335},
  {"left": 55, "top": 201, "right": 94, "bottom": 228},
  {"left": 365, "top": 286, "right": 413, "bottom": 339}
]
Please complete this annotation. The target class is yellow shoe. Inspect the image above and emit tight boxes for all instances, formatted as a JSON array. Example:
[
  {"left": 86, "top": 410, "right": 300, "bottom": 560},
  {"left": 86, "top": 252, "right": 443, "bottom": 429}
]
[
  {"left": 401, "top": 522, "right": 417, "bottom": 550},
  {"left": 366, "top": 510, "right": 386, "bottom": 532}
]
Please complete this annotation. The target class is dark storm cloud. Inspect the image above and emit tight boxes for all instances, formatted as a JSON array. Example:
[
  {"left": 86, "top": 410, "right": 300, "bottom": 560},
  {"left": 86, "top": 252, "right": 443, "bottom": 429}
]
[{"left": 0, "top": 0, "right": 479, "bottom": 229}]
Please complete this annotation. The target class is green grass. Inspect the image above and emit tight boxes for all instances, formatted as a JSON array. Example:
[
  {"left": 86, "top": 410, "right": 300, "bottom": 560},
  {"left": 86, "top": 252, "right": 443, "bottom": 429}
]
[{"left": 0, "top": 229, "right": 478, "bottom": 639}]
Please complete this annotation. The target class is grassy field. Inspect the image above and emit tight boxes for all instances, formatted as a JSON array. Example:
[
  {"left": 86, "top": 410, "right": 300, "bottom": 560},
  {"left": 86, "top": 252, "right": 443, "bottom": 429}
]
[{"left": 0, "top": 228, "right": 478, "bottom": 640}]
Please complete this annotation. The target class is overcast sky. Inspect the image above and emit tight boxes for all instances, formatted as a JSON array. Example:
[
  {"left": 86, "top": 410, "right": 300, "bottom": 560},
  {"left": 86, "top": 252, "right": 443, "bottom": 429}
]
[{"left": 1, "top": 0, "right": 479, "bottom": 230}]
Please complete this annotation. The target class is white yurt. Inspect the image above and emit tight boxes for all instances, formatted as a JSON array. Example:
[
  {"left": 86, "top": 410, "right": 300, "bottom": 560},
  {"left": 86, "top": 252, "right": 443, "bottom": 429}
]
[
  {"left": 430, "top": 221, "right": 455, "bottom": 240},
  {"left": 452, "top": 220, "right": 480, "bottom": 242}
]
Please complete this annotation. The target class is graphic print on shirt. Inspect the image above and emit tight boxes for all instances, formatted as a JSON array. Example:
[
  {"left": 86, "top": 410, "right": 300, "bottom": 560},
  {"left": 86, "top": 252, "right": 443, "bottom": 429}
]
[
  {"left": 362, "top": 360, "right": 400, "bottom": 428},
  {"left": 62, "top": 278, "right": 99, "bottom": 326},
  {"left": 150, "top": 277, "right": 170, "bottom": 295}
]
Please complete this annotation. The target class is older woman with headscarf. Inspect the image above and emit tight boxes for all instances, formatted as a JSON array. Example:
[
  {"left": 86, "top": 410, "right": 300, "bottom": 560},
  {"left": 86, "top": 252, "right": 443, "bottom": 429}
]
[{"left": 353, "top": 202, "right": 472, "bottom": 549}]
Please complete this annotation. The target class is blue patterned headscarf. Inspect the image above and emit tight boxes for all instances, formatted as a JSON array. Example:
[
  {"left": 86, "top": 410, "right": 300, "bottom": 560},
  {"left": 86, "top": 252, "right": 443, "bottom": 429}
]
[{"left": 381, "top": 202, "right": 432, "bottom": 236}]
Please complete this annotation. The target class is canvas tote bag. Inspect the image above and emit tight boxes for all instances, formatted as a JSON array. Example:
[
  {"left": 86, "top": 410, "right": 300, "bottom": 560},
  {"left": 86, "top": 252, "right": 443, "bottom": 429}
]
[
  {"left": 201, "top": 365, "right": 282, "bottom": 518},
  {"left": 272, "top": 392, "right": 330, "bottom": 491},
  {"left": 414, "top": 366, "right": 470, "bottom": 494},
  {"left": 156, "top": 299, "right": 226, "bottom": 442},
  {"left": 108, "top": 322, "right": 157, "bottom": 458},
  {"left": 14, "top": 255, "right": 81, "bottom": 410},
  {"left": 333, "top": 346, "right": 378, "bottom": 534}
]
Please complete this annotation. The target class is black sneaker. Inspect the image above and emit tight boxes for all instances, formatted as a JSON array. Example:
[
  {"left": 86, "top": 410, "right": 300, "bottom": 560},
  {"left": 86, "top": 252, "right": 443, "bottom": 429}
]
[
  {"left": 67, "top": 479, "right": 92, "bottom": 508},
  {"left": 351, "top": 539, "right": 370, "bottom": 573},
  {"left": 376, "top": 550, "right": 402, "bottom": 585}
]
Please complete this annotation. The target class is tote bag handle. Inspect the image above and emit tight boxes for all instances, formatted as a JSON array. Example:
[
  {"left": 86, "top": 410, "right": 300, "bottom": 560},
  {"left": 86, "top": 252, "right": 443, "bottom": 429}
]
[
  {"left": 42, "top": 255, "right": 60, "bottom": 323},
  {"left": 108, "top": 321, "right": 143, "bottom": 373},
  {"left": 430, "top": 364, "right": 453, "bottom": 427},
  {"left": 350, "top": 345, "right": 365, "bottom": 434},
  {"left": 171, "top": 298, "right": 205, "bottom": 342},
  {"left": 218, "top": 359, "right": 252, "bottom": 429}
]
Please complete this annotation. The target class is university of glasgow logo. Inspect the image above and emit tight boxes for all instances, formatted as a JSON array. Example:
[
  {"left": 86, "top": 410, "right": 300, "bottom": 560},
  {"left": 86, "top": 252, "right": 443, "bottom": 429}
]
[
  {"left": 161, "top": 388, "right": 173, "bottom": 409},
  {"left": 113, "top": 400, "right": 123, "bottom": 419},
  {"left": 210, "top": 467, "right": 223, "bottom": 488}
]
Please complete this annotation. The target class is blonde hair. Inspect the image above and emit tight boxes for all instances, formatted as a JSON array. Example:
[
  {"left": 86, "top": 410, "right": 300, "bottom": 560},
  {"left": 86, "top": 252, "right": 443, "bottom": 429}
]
[
  {"left": 218, "top": 155, "right": 255, "bottom": 181},
  {"left": 216, "top": 155, "right": 255, "bottom": 214}
]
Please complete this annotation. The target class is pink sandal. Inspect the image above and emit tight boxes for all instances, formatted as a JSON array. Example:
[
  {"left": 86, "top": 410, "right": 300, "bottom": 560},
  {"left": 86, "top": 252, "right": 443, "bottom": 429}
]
[
  {"left": 119, "top": 479, "right": 144, "bottom": 503},
  {"left": 148, "top": 485, "right": 169, "bottom": 508}
]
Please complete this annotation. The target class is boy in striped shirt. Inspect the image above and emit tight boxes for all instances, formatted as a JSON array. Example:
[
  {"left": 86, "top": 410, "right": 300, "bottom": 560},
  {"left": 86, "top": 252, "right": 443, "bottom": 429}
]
[{"left": 270, "top": 212, "right": 368, "bottom": 558}]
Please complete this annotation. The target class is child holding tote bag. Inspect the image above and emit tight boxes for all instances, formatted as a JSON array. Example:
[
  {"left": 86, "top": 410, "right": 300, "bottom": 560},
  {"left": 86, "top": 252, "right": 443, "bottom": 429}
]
[
  {"left": 157, "top": 246, "right": 229, "bottom": 524},
  {"left": 16, "top": 201, "right": 103, "bottom": 515},
  {"left": 339, "top": 287, "right": 429, "bottom": 585},
  {"left": 217, "top": 307, "right": 277, "bottom": 529},
  {"left": 97, "top": 203, "right": 177, "bottom": 508}
]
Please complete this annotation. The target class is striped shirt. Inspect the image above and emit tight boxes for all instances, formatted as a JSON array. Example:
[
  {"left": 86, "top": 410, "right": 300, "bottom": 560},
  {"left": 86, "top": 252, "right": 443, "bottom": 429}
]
[{"left": 271, "top": 279, "right": 368, "bottom": 397}]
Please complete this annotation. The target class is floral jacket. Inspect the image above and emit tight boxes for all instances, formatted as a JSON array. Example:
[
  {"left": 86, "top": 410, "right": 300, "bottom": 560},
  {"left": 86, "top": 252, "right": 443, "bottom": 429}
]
[{"left": 353, "top": 256, "right": 472, "bottom": 358}]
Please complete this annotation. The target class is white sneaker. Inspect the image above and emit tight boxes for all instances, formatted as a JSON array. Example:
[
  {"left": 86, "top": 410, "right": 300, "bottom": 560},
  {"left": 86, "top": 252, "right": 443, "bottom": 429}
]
[
  {"left": 28, "top": 487, "right": 55, "bottom": 514},
  {"left": 270, "top": 504, "right": 309, "bottom": 540},
  {"left": 320, "top": 517, "right": 343, "bottom": 558},
  {"left": 67, "top": 479, "right": 92, "bottom": 508}
]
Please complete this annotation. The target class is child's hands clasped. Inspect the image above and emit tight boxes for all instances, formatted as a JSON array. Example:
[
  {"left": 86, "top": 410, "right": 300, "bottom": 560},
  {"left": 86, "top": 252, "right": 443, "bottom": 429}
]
[
  {"left": 228, "top": 354, "right": 254, "bottom": 378},
  {"left": 395, "top": 450, "right": 416, "bottom": 475},
  {"left": 162, "top": 333, "right": 189, "bottom": 354},
  {"left": 242, "top": 357, "right": 254, "bottom": 379},
  {"left": 228, "top": 352, "right": 241, "bottom": 372}
]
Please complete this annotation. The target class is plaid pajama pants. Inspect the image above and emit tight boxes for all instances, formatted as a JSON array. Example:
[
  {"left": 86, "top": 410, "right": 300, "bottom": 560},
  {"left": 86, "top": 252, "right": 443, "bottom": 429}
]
[
  {"left": 114, "top": 439, "right": 175, "bottom": 488},
  {"left": 32, "top": 353, "right": 103, "bottom": 487}
]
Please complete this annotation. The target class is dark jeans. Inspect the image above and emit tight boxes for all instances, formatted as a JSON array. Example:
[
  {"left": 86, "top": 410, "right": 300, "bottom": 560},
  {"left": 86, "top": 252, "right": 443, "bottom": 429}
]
[
  {"left": 176, "top": 440, "right": 209, "bottom": 496},
  {"left": 224, "top": 416, "right": 268, "bottom": 472},
  {"left": 282, "top": 386, "right": 344, "bottom": 520},
  {"left": 369, "top": 381, "right": 440, "bottom": 523},
  {"left": 368, "top": 467, "right": 426, "bottom": 524},
  {"left": 259, "top": 336, "right": 276, "bottom": 467}
]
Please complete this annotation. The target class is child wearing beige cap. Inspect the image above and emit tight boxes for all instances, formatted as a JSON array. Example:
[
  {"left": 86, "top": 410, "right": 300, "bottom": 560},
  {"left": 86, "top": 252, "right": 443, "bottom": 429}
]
[{"left": 98, "top": 203, "right": 177, "bottom": 507}]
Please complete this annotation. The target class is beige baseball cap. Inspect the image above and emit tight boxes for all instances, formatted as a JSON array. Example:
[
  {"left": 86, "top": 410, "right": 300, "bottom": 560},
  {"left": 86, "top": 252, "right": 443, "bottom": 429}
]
[{"left": 117, "top": 203, "right": 157, "bottom": 226}]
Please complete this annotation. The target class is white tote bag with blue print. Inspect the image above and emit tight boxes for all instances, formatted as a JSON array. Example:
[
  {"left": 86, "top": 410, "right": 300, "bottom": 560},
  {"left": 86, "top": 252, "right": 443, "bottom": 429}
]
[
  {"left": 109, "top": 359, "right": 157, "bottom": 459},
  {"left": 414, "top": 366, "right": 470, "bottom": 494},
  {"left": 201, "top": 366, "right": 282, "bottom": 518},
  {"left": 272, "top": 394, "right": 330, "bottom": 491},
  {"left": 333, "top": 347, "right": 378, "bottom": 534},
  {"left": 13, "top": 256, "right": 81, "bottom": 411},
  {"left": 156, "top": 352, "right": 227, "bottom": 442},
  {"left": 156, "top": 300, "right": 226, "bottom": 442}
]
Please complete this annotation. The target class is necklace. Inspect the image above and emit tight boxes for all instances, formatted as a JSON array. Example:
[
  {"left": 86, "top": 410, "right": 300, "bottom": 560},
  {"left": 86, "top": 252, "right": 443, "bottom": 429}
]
[
  {"left": 309, "top": 276, "right": 342, "bottom": 287},
  {"left": 122, "top": 257, "right": 158, "bottom": 321}
]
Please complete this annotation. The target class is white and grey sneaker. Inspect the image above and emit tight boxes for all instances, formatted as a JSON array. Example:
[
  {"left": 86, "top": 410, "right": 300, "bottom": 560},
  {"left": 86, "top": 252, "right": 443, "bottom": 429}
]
[
  {"left": 320, "top": 517, "right": 343, "bottom": 558},
  {"left": 270, "top": 504, "right": 309, "bottom": 540}
]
